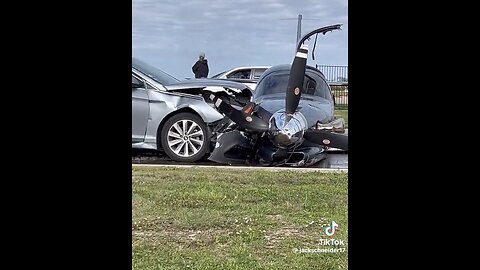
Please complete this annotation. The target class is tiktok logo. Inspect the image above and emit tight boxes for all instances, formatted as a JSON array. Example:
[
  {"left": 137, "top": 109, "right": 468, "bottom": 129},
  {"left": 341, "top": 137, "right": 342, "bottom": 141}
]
[{"left": 324, "top": 221, "right": 338, "bottom": 237}]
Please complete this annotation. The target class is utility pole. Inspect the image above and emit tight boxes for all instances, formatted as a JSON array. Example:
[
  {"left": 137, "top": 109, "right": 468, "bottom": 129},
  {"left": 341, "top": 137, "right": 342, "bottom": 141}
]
[
  {"left": 280, "top": 14, "right": 303, "bottom": 43},
  {"left": 296, "top": 14, "right": 302, "bottom": 42},
  {"left": 281, "top": 15, "right": 331, "bottom": 69}
]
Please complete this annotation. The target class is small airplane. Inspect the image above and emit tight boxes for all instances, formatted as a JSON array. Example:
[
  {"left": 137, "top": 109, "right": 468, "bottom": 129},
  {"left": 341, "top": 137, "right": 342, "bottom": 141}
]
[{"left": 203, "top": 24, "right": 348, "bottom": 166}]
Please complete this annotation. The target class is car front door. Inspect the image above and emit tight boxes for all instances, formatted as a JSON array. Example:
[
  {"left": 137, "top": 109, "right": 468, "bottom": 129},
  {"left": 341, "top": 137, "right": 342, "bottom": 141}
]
[{"left": 132, "top": 75, "right": 149, "bottom": 143}]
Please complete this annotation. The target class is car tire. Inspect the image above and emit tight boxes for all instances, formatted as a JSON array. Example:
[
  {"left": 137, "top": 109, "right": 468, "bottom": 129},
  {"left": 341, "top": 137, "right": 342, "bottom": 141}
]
[{"left": 160, "top": 112, "right": 208, "bottom": 162}]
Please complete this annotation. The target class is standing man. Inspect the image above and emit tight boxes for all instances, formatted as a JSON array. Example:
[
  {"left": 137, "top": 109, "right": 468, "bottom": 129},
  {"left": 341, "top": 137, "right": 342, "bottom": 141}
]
[{"left": 192, "top": 52, "right": 209, "bottom": 78}]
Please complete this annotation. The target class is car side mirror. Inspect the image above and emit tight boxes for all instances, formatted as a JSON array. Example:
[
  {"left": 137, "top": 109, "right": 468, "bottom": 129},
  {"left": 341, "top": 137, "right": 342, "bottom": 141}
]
[{"left": 132, "top": 82, "right": 143, "bottom": 89}]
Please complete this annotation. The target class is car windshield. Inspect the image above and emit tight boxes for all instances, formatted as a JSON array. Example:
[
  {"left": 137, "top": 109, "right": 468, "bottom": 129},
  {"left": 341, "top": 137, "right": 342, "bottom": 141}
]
[
  {"left": 132, "top": 58, "right": 180, "bottom": 85},
  {"left": 255, "top": 70, "right": 333, "bottom": 101},
  {"left": 211, "top": 70, "right": 228, "bottom": 78}
]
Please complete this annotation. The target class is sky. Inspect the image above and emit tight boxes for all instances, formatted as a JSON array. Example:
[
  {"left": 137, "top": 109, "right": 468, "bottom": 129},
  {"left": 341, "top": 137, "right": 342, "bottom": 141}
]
[{"left": 132, "top": 0, "right": 348, "bottom": 80}]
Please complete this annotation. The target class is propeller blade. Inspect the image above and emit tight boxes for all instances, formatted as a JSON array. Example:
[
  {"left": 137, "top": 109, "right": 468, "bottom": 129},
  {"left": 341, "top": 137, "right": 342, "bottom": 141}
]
[
  {"left": 286, "top": 44, "right": 308, "bottom": 114},
  {"left": 304, "top": 130, "right": 348, "bottom": 151},
  {"left": 208, "top": 94, "right": 269, "bottom": 133}
]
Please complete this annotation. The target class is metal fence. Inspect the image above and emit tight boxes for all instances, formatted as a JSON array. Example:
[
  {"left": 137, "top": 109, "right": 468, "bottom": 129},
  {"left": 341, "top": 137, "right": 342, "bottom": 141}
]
[
  {"left": 330, "top": 84, "right": 348, "bottom": 108},
  {"left": 315, "top": 65, "right": 348, "bottom": 108},
  {"left": 316, "top": 65, "right": 348, "bottom": 83}
]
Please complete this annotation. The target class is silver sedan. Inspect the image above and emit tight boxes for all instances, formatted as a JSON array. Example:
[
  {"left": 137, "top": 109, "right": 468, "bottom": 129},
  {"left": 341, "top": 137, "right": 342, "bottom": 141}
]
[{"left": 132, "top": 57, "right": 251, "bottom": 162}]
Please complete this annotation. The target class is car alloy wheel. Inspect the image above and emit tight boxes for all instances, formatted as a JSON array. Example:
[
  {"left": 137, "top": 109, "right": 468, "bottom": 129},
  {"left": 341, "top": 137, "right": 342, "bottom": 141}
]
[{"left": 161, "top": 112, "right": 208, "bottom": 162}]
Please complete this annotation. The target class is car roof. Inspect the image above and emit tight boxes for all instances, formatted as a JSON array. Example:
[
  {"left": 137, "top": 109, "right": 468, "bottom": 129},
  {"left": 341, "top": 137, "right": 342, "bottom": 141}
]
[
  {"left": 229, "top": 66, "right": 271, "bottom": 70},
  {"left": 219, "top": 66, "right": 271, "bottom": 74},
  {"left": 259, "top": 64, "right": 327, "bottom": 78},
  {"left": 211, "top": 66, "right": 272, "bottom": 78}
]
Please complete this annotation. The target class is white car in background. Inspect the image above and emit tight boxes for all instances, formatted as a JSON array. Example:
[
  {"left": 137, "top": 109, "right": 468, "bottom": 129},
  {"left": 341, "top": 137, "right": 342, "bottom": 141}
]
[{"left": 211, "top": 66, "right": 271, "bottom": 90}]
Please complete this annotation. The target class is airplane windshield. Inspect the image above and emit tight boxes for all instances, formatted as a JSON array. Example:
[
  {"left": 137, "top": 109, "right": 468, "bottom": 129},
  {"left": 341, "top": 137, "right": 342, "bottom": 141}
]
[{"left": 255, "top": 70, "right": 333, "bottom": 101}]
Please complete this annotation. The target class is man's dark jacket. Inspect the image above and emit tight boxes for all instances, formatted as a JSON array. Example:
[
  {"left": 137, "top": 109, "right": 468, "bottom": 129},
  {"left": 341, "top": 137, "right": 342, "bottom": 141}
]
[{"left": 192, "top": 59, "right": 209, "bottom": 78}]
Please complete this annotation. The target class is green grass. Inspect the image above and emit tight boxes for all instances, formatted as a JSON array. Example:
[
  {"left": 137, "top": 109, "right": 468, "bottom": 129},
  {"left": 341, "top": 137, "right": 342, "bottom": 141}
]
[
  {"left": 334, "top": 109, "right": 348, "bottom": 129},
  {"left": 132, "top": 166, "right": 348, "bottom": 269}
]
